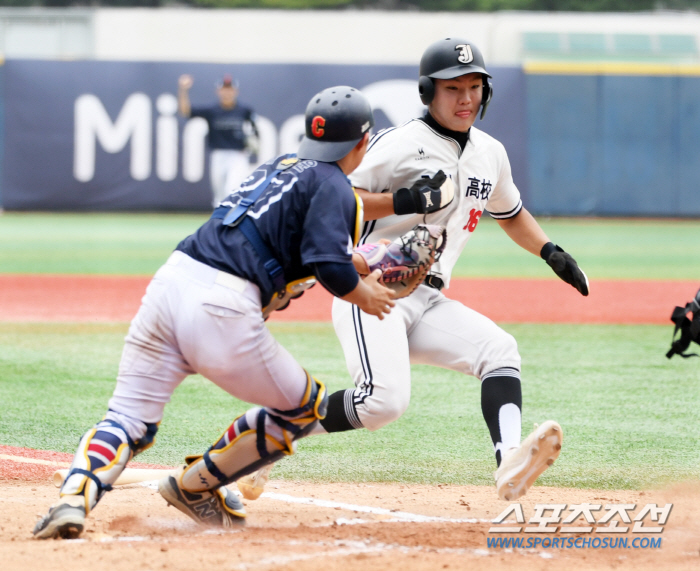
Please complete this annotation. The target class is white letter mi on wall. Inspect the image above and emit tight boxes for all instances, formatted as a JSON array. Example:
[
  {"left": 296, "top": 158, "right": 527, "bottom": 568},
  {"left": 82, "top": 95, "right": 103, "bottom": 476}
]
[
  {"left": 73, "top": 93, "right": 207, "bottom": 183},
  {"left": 72, "top": 81, "right": 421, "bottom": 184}
]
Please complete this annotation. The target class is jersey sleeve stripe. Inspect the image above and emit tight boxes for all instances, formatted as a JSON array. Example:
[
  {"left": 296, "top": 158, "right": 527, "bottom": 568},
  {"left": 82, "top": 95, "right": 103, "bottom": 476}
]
[
  {"left": 366, "top": 126, "right": 397, "bottom": 152},
  {"left": 366, "top": 119, "right": 420, "bottom": 152},
  {"left": 487, "top": 199, "right": 523, "bottom": 220}
]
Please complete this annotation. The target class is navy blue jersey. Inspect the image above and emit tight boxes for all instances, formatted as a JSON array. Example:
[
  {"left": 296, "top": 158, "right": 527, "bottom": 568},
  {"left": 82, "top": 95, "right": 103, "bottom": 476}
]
[
  {"left": 191, "top": 104, "right": 256, "bottom": 150},
  {"left": 177, "top": 155, "right": 363, "bottom": 307}
]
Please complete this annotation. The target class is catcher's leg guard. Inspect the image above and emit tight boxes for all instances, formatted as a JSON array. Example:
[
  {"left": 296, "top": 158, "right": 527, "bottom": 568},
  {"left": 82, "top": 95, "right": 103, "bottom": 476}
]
[
  {"left": 56, "top": 419, "right": 156, "bottom": 512},
  {"left": 159, "top": 374, "right": 326, "bottom": 527},
  {"left": 179, "top": 372, "right": 327, "bottom": 494},
  {"left": 34, "top": 416, "right": 157, "bottom": 539}
]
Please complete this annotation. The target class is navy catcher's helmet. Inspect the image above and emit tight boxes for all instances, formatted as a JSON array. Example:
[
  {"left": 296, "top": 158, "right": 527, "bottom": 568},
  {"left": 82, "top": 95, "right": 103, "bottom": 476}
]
[
  {"left": 297, "top": 86, "right": 374, "bottom": 162},
  {"left": 418, "top": 38, "right": 493, "bottom": 120}
]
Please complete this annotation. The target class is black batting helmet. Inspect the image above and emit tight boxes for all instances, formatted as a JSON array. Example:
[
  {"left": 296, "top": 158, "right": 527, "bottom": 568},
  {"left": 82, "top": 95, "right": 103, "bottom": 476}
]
[
  {"left": 297, "top": 86, "right": 374, "bottom": 162},
  {"left": 418, "top": 38, "right": 493, "bottom": 120}
]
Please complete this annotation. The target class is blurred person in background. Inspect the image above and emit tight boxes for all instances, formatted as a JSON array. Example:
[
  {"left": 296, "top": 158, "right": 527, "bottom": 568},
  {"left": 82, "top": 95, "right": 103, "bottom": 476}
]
[{"left": 179, "top": 74, "right": 259, "bottom": 207}]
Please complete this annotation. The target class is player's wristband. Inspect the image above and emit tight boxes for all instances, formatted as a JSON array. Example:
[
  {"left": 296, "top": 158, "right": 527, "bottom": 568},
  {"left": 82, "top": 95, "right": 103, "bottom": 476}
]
[
  {"left": 540, "top": 241, "right": 559, "bottom": 260},
  {"left": 393, "top": 188, "right": 421, "bottom": 215}
]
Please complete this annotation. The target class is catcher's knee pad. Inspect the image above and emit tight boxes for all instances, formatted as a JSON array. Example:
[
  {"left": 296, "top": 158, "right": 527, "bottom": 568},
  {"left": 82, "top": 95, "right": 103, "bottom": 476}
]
[
  {"left": 61, "top": 418, "right": 158, "bottom": 513},
  {"left": 181, "top": 372, "right": 327, "bottom": 493}
]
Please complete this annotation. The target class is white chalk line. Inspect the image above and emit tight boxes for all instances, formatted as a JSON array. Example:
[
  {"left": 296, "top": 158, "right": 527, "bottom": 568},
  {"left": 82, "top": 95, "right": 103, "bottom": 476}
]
[
  {"left": 0, "top": 453, "right": 165, "bottom": 472},
  {"left": 0, "top": 454, "right": 71, "bottom": 468},
  {"left": 137, "top": 480, "right": 487, "bottom": 524},
  {"left": 258, "top": 491, "right": 482, "bottom": 523},
  {"left": 2, "top": 455, "right": 485, "bottom": 525}
]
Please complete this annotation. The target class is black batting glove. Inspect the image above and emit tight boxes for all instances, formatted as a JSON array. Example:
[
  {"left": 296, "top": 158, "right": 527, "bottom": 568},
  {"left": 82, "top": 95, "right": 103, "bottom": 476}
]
[
  {"left": 393, "top": 170, "right": 454, "bottom": 215},
  {"left": 541, "top": 242, "right": 589, "bottom": 296}
]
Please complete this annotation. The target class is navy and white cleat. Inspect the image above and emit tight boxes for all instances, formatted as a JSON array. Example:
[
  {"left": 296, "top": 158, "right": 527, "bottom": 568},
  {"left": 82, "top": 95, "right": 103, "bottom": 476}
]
[
  {"left": 33, "top": 498, "right": 86, "bottom": 540},
  {"left": 159, "top": 470, "right": 246, "bottom": 528}
]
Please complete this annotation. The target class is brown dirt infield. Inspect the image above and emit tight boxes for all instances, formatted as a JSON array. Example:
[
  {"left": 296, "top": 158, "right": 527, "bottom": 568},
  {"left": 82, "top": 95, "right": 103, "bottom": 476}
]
[
  {"left": 1, "top": 274, "right": 696, "bottom": 324},
  {"left": 1, "top": 447, "right": 699, "bottom": 571}
]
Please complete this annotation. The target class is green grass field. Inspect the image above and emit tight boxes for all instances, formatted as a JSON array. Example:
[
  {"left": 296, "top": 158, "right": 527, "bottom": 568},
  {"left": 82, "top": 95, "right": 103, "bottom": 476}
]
[
  {"left": 1, "top": 212, "right": 699, "bottom": 490},
  {"left": 2, "top": 212, "right": 700, "bottom": 278},
  {"left": 0, "top": 321, "right": 697, "bottom": 489}
]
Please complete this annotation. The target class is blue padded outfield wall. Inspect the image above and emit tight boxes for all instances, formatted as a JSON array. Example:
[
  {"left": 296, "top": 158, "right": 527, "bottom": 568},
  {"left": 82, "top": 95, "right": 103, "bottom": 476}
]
[
  {"left": 527, "top": 71, "right": 700, "bottom": 216},
  {"left": 1, "top": 59, "right": 699, "bottom": 216},
  {"left": 0, "top": 60, "right": 525, "bottom": 212}
]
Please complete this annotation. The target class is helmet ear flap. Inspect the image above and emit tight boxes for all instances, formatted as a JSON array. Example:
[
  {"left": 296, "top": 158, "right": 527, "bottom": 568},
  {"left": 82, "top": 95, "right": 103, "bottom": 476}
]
[
  {"left": 480, "top": 75, "right": 493, "bottom": 120},
  {"left": 418, "top": 76, "right": 434, "bottom": 105}
]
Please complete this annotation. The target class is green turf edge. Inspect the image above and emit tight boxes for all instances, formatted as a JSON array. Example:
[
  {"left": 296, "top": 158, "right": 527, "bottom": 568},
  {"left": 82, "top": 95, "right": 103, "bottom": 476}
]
[
  {"left": 2, "top": 212, "right": 700, "bottom": 279},
  {"left": 1, "top": 321, "right": 698, "bottom": 490}
]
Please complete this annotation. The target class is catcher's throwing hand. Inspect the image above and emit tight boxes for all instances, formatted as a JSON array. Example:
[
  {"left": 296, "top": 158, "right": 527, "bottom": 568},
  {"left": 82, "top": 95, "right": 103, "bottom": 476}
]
[
  {"left": 540, "top": 242, "right": 589, "bottom": 296},
  {"left": 342, "top": 269, "right": 396, "bottom": 320},
  {"left": 393, "top": 170, "right": 455, "bottom": 215},
  {"left": 354, "top": 223, "right": 447, "bottom": 299}
]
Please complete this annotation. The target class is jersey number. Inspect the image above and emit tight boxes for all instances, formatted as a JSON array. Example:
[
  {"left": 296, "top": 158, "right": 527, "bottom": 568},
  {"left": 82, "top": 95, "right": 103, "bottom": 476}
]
[{"left": 463, "top": 209, "right": 482, "bottom": 232}]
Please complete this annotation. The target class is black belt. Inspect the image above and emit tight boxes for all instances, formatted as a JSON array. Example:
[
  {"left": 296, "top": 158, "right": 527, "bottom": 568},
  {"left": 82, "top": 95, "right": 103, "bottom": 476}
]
[{"left": 424, "top": 275, "right": 444, "bottom": 291}]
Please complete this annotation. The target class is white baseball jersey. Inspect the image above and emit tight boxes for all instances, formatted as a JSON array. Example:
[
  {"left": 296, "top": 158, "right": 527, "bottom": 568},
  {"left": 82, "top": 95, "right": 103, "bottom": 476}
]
[
  {"left": 350, "top": 119, "right": 522, "bottom": 288},
  {"left": 333, "top": 118, "right": 523, "bottom": 433}
]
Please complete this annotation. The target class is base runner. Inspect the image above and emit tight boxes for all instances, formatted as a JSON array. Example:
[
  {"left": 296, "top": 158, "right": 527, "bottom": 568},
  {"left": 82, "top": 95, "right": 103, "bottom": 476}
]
[{"left": 240, "top": 38, "right": 588, "bottom": 502}]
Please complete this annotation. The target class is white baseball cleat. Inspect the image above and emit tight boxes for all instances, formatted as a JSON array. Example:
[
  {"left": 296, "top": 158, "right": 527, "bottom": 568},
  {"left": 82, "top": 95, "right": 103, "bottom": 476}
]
[
  {"left": 237, "top": 464, "right": 273, "bottom": 500},
  {"left": 495, "top": 420, "right": 562, "bottom": 502}
]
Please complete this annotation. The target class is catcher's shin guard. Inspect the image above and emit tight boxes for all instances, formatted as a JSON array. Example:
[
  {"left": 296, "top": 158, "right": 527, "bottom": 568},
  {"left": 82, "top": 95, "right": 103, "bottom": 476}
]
[
  {"left": 178, "top": 372, "right": 327, "bottom": 493},
  {"left": 59, "top": 419, "right": 158, "bottom": 514}
]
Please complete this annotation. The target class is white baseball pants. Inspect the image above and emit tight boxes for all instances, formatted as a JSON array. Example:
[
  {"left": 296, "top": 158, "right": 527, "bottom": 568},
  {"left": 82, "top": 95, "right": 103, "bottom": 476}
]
[
  {"left": 108, "top": 251, "right": 308, "bottom": 425},
  {"left": 209, "top": 149, "right": 251, "bottom": 207},
  {"left": 332, "top": 285, "right": 521, "bottom": 431}
]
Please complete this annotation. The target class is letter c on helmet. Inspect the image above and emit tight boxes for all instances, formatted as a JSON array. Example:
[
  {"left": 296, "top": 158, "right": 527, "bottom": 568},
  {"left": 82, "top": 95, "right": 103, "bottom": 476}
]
[{"left": 311, "top": 116, "right": 325, "bottom": 138}]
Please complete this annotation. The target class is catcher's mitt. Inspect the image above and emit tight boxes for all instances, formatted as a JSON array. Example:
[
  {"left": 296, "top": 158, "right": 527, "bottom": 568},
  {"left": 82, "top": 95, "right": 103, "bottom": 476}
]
[{"left": 354, "top": 224, "right": 447, "bottom": 298}]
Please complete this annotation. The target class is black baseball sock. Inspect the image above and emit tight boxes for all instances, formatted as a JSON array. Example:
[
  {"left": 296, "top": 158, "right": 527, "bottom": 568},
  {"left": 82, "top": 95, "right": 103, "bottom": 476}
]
[
  {"left": 319, "top": 389, "right": 364, "bottom": 433},
  {"left": 480, "top": 370, "right": 522, "bottom": 466}
]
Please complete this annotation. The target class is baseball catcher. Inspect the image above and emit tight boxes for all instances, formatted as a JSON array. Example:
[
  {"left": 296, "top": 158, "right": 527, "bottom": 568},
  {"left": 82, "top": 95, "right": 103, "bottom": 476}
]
[{"left": 33, "top": 86, "right": 402, "bottom": 539}]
